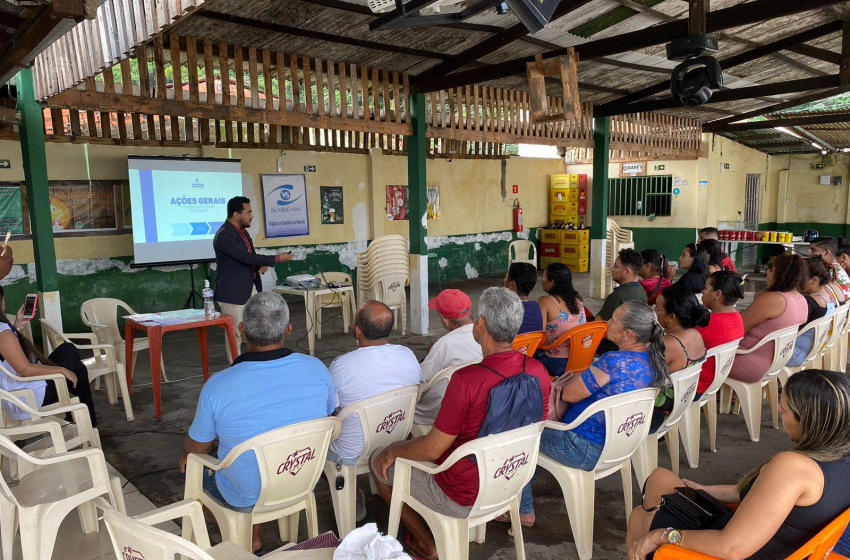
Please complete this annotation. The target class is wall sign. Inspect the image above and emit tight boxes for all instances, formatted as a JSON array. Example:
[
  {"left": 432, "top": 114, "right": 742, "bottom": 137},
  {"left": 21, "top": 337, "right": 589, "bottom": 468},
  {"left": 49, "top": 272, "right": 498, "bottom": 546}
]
[
  {"left": 261, "top": 174, "right": 309, "bottom": 238},
  {"left": 386, "top": 185, "right": 408, "bottom": 221},
  {"left": 0, "top": 160, "right": 10, "bottom": 169},
  {"left": 0, "top": 187, "right": 22, "bottom": 234},
  {"left": 320, "top": 186, "right": 344, "bottom": 224},
  {"left": 621, "top": 162, "right": 646, "bottom": 176}
]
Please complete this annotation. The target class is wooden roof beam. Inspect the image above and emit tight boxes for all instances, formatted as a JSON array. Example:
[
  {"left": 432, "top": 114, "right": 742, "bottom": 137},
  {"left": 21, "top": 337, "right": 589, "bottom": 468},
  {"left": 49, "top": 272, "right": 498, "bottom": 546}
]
[
  {"left": 594, "top": 20, "right": 842, "bottom": 117},
  {"left": 195, "top": 11, "right": 452, "bottom": 60},
  {"left": 415, "top": 0, "right": 847, "bottom": 93},
  {"left": 725, "top": 112, "right": 850, "bottom": 132}
]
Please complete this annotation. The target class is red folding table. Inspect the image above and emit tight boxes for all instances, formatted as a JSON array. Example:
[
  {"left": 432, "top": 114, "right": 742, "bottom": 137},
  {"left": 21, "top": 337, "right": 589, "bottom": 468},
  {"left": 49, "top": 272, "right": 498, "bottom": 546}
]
[{"left": 125, "top": 313, "right": 239, "bottom": 417}]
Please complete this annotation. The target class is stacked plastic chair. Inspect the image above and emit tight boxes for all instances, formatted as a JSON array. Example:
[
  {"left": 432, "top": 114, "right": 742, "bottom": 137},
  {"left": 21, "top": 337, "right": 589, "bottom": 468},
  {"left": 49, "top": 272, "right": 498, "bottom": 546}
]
[
  {"left": 605, "top": 219, "right": 635, "bottom": 297},
  {"left": 356, "top": 235, "right": 410, "bottom": 335}
]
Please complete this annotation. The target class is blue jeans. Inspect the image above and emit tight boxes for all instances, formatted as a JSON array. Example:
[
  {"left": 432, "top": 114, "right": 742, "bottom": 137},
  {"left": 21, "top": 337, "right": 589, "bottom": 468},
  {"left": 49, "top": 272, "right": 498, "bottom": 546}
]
[
  {"left": 786, "top": 330, "right": 813, "bottom": 368},
  {"left": 520, "top": 428, "right": 604, "bottom": 514},
  {"left": 203, "top": 468, "right": 254, "bottom": 513},
  {"left": 835, "top": 528, "right": 850, "bottom": 556},
  {"left": 534, "top": 351, "right": 569, "bottom": 377}
]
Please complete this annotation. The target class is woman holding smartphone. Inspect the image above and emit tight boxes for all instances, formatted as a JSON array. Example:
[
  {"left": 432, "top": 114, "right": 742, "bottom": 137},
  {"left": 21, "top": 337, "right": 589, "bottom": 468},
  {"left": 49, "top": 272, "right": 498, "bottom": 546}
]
[
  {"left": 0, "top": 286, "right": 97, "bottom": 426},
  {"left": 626, "top": 369, "right": 850, "bottom": 560}
]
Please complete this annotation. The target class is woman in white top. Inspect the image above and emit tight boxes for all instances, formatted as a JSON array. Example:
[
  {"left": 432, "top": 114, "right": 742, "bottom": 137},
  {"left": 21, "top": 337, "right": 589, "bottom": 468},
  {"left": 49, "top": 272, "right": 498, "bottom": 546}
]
[{"left": 0, "top": 286, "right": 96, "bottom": 425}]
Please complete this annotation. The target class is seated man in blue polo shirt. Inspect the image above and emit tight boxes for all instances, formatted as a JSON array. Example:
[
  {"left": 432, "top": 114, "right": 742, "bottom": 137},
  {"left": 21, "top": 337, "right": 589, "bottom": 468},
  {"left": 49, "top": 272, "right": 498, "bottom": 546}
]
[{"left": 180, "top": 291, "right": 335, "bottom": 554}]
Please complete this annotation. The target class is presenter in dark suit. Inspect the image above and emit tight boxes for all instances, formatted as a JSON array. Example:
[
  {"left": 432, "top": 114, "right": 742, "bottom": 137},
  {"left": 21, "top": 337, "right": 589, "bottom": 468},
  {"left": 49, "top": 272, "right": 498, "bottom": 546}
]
[{"left": 214, "top": 196, "right": 293, "bottom": 360}]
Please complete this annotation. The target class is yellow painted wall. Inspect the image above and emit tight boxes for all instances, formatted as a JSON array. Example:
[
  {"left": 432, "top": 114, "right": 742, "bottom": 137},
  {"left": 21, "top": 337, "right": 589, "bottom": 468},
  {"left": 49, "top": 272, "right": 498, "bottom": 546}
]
[
  {"left": 0, "top": 139, "right": 564, "bottom": 263},
  {"left": 703, "top": 135, "right": 770, "bottom": 226},
  {"left": 762, "top": 152, "right": 850, "bottom": 226}
]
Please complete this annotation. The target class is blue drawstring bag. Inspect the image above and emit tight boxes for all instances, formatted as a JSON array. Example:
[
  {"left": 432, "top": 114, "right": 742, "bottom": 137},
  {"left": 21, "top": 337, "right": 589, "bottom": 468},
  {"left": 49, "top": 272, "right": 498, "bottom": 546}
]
[{"left": 476, "top": 355, "right": 543, "bottom": 439}]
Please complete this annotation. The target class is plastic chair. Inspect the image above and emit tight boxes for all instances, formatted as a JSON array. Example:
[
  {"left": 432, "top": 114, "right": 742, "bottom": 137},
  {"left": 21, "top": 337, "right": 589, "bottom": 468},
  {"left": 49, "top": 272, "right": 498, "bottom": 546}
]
[
  {"left": 719, "top": 325, "right": 799, "bottom": 443},
  {"left": 100, "top": 498, "right": 302, "bottom": 560},
  {"left": 508, "top": 240, "right": 537, "bottom": 268},
  {"left": 373, "top": 273, "right": 408, "bottom": 336},
  {"left": 654, "top": 505, "right": 850, "bottom": 560},
  {"left": 80, "top": 297, "right": 168, "bottom": 382},
  {"left": 0, "top": 360, "right": 78, "bottom": 424},
  {"left": 387, "top": 423, "right": 545, "bottom": 560},
  {"left": 537, "top": 322, "right": 609, "bottom": 375},
  {"left": 605, "top": 219, "right": 634, "bottom": 296},
  {"left": 322, "top": 384, "right": 419, "bottom": 538},
  {"left": 184, "top": 417, "right": 341, "bottom": 552},
  {"left": 679, "top": 339, "right": 741, "bottom": 469},
  {"left": 820, "top": 305, "right": 849, "bottom": 371},
  {"left": 537, "top": 387, "right": 658, "bottom": 560},
  {"left": 512, "top": 331, "right": 546, "bottom": 356},
  {"left": 313, "top": 272, "right": 357, "bottom": 338},
  {"left": 631, "top": 363, "right": 701, "bottom": 488},
  {"left": 40, "top": 318, "right": 134, "bottom": 421},
  {"left": 0, "top": 432, "right": 125, "bottom": 560},
  {"left": 0, "top": 388, "right": 101, "bottom": 479},
  {"left": 410, "top": 363, "right": 475, "bottom": 438},
  {"left": 778, "top": 314, "right": 833, "bottom": 387}
]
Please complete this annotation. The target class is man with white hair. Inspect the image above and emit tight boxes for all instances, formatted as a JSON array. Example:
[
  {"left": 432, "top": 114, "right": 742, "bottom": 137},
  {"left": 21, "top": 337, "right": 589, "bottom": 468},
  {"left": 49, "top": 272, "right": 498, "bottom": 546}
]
[
  {"left": 370, "top": 288, "right": 550, "bottom": 560},
  {"left": 180, "top": 292, "right": 334, "bottom": 554}
]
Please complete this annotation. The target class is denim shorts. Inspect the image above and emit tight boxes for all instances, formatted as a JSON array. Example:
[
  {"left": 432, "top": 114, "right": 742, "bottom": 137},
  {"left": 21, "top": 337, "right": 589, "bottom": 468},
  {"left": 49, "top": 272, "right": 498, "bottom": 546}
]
[
  {"left": 539, "top": 426, "right": 604, "bottom": 471},
  {"left": 203, "top": 468, "right": 255, "bottom": 513}
]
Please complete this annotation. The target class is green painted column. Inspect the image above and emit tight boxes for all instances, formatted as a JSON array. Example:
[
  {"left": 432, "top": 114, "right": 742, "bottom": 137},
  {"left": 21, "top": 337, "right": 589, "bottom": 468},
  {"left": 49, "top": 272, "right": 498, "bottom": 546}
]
[
  {"left": 17, "top": 68, "right": 61, "bottom": 329},
  {"left": 590, "top": 116, "right": 610, "bottom": 298},
  {"left": 407, "top": 93, "right": 429, "bottom": 334}
]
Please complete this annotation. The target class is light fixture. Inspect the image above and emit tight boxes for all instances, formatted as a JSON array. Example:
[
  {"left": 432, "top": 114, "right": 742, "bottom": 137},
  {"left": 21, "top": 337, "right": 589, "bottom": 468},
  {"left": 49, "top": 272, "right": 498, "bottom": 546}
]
[
  {"left": 822, "top": 150, "right": 829, "bottom": 155},
  {"left": 812, "top": 142, "right": 823, "bottom": 150},
  {"left": 843, "top": 148, "right": 850, "bottom": 153},
  {"left": 496, "top": 2, "right": 509, "bottom": 15},
  {"left": 775, "top": 126, "right": 803, "bottom": 140}
]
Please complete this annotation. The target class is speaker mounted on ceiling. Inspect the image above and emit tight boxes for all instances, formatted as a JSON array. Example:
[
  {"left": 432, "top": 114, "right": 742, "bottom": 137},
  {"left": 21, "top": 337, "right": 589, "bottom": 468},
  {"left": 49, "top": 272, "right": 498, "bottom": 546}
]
[{"left": 666, "top": 34, "right": 722, "bottom": 108}]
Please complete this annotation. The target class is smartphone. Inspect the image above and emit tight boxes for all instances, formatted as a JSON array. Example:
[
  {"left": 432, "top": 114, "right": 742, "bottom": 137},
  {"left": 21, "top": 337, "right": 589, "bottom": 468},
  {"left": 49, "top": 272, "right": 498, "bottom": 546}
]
[
  {"left": 22, "top": 293, "right": 38, "bottom": 320},
  {"left": 675, "top": 487, "right": 729, "bottom": 516}
]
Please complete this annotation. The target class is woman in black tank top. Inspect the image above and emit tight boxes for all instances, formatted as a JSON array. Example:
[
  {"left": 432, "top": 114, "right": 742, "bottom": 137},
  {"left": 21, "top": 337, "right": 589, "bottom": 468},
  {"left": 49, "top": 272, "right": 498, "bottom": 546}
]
[{"left": 627, "top": 369, "right": 850, "bottom": 560}]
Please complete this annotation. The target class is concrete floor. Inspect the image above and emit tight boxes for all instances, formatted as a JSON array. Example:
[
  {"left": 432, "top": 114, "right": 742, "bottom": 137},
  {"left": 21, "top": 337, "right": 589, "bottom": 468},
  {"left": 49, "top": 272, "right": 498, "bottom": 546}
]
[{"left": 93, "top": 273, "right": 796, "bottom": 560}]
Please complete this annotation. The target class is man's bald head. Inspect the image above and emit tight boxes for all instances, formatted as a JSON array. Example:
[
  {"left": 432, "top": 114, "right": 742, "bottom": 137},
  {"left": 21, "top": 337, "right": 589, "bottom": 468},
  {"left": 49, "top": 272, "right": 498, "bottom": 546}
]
[{"left": 355, "top": 300, "right": 395, "bottom": 342}]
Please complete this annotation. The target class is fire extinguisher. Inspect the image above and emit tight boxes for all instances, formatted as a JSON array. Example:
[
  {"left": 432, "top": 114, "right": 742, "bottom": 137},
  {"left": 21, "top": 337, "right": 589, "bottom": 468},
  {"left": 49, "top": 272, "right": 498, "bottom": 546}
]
[{"left": 512, "top": 198, "right": 524, "bottom": 233}]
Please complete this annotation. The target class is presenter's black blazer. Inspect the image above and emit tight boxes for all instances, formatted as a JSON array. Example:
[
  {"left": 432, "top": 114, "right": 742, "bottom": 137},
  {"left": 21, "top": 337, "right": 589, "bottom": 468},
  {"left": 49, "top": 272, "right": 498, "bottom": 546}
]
[{"left": 213, "top": 221, "right": 276, "bottom": 305}]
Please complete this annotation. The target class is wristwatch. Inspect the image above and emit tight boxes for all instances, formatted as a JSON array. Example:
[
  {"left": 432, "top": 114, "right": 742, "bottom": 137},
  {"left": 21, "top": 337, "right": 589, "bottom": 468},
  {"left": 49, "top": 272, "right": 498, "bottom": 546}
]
[{"left": 661, "top": 527, "right": 683, "bottom": 546}]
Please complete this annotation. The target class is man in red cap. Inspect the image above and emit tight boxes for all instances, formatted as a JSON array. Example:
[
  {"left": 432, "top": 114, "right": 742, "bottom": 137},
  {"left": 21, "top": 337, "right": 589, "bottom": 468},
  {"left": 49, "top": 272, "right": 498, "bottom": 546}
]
[{"left": 414, "top": 289, "right": 482, "bottom": 425}]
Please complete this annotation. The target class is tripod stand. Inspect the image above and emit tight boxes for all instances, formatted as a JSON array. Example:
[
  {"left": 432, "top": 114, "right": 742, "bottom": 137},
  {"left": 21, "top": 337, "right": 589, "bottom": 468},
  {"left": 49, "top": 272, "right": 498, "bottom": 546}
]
[{"left": 183, "top": 263, "right": 204, "bottom": 309}]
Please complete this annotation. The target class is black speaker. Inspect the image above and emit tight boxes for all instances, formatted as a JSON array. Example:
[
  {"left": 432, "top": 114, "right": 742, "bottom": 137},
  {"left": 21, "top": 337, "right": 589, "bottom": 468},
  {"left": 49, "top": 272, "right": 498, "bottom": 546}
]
[{"left": 670, "top": 56, "right": 723, "bottom": 107}]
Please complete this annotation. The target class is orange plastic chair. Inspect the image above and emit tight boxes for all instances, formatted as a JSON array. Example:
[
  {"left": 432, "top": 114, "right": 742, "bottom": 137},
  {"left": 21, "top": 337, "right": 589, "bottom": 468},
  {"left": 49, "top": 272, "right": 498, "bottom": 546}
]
[
  {"left": 537, "top": 322, "right": 609, "bottom": 374},
  {"left": 654, "top": 505, "right": 850, "bottom": 560},
  {"left": 512, "top": 331, "right": 546, "bottom": 356}
]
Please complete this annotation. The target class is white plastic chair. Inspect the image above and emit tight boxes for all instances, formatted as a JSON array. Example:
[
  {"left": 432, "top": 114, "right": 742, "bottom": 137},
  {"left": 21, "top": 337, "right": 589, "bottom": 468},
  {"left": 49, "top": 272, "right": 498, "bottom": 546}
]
[
  {"left": 411, "top": 363, "right": 474, "bottom": 438},
  {"left": 80, "top": 297, "right": 168, "bottom": 382},
  {"left": 100, "top": 498, "right": 303, "bottom": 560},
  {"left": 679, "top": 339, "right": 741, "bottom": 469},
  {"left": 820, "top": 305, "right": 849, "bottom": 371},
  {"left": 387, "top": 423, "right": 545, "bottom": 560},
  {"left": 40, "top": 318, "right": 134, "bottom": 421},
  {"left": 314, "top": 272, "right": 357, "bottom": 338},
  {"left": 184, "top": 417, "right": 341, "bottom": 551},
  {"left": 605, "top": 219, "right": 634, "bottom": 296},
  {"left": 778, "top": 314, "right": 834, "bottom": 386},
  {"left": 0, "top": 433, "right": 125, "bottom": 560},
  {"left": 508, "top": 240, "right": 537, "bottom": 268},
  {"left": 373, "top": 273, "right": 408, "bottom": 336},
  {"left": 0, "top": 360, "right": 78, "bottom": 424},
  {"left": 719, "top": 325, "right": 799, "bottom": 443},
  {"left": 322, "top": 384, "right": 419, "bottom": 538},
  {"left": 631, "top": 364, "right": 701, "bottom": 488},
  {"left": 538, "top": 388, "right": 658, "bottom": 560}
]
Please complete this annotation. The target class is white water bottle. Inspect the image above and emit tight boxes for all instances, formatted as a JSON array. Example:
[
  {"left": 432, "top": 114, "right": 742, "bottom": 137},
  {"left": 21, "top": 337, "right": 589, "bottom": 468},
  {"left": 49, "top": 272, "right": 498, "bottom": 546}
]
[{"left": 203, "top": 279, "right": 215, "bottom": 317}]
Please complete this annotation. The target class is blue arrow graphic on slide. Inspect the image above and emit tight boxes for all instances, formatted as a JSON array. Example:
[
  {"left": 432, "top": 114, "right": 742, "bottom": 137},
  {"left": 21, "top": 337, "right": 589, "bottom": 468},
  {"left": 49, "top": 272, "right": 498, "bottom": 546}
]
[
  {"left": 208, "top": 222, "right": 223, "bottom": 232},
  {"left": 190, "top": 222, "right": 210, "bottom": 235},
  {"left": 172, "top": 223, "right": 192, "bottom": 236}
]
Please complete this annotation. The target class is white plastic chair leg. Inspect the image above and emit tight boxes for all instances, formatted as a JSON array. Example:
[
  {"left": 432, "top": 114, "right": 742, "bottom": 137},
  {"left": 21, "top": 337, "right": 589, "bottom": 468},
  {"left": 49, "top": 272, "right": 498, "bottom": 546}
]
[
  {"left": 678, "top": 403, "right": 701, "bottom": 469},
  {"left": 104, "top": 374, "right": 117, "bottom": 404},
  {"left": 218, "top": 511, "right": 253, "bottom": 551},
  {"left": 767, "top": 378, "right": 779, "bottom": 430},
  {"left": 278, "top": 513, "right": 300, "bottom": 543},
  {"left": 305, "top": 493, "right": 319, "bottom": 539},
  {"left": 368, "top": 475, "right": 378, "bottom": 496},
  {"left": 115, "top": 371, "right": 134, "bottom": 422},
  {"left": 729, "top": 382, "right": 762, "bottom": 443},
  {"left": 0, "top": 495, "right": 17, "bottom": 560},
  {"left": 77, "top": 500, "right": 99, "bottom": 534},
  {"left": 551, "top": 466, "right": 596, "bottom": 560},
  {"left": 470, "top": 523, "right": 486, "bottom": 544},
  {"left": 719, "top": 385, "right": 732, "bottom": 414},
  {"left": 620, "top": 461, "right": 633, "bottom": 519},
  {"left": 317, "top": 308, "right": 323, "bottom": 339},
  {"left": 664, "top": 427, "right": 680, "bottom": 477},
  {"left": 630, "top": 437, "right": 658, "bottom": 490},
  {"left": 432, "top": 517, "right": 468, "bottom": 560},
  {"left": 110, "top": 476, "right": 127, "bottom": 514},
  {"left": 705, "top": 398, "right": 718, "bottom": 452},
  {"left": 510, "top": 499, "right": 527, "bottom": 560},
  {"left": 324, "top": 462, "right": 357, "bottom": 537}
]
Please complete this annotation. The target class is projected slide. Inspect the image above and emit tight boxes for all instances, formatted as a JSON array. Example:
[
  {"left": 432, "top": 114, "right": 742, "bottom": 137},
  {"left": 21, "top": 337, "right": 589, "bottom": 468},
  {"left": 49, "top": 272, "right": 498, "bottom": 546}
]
[{"left": 128, "top": 157, "right": 243, "bottom": 265}]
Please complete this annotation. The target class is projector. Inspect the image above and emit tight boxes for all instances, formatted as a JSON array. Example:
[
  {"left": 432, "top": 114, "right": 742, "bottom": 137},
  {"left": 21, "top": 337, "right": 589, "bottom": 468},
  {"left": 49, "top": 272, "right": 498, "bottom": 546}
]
[
  {"left": 667, "top": 34, "right": 722, "bottom": 108},
  {"left": 285, "top": 274, "right": 321, "bottom": 289}
]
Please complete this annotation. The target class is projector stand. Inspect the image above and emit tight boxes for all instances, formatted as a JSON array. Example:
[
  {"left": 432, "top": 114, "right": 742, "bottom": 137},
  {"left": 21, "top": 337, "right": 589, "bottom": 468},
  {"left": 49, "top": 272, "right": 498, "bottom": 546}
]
[{"left": 183, "top": 264, "right": 204, "bottom": 309}]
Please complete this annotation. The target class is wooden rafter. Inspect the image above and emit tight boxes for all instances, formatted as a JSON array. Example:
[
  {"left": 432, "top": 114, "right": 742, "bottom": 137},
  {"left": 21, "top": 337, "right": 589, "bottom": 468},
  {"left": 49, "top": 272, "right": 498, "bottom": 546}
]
[
  {"left": 416, "top": 0, "right": 849, "bottom": 93},
  {"left": 725, "top": 112, "right": 850, "bottom": 132}
]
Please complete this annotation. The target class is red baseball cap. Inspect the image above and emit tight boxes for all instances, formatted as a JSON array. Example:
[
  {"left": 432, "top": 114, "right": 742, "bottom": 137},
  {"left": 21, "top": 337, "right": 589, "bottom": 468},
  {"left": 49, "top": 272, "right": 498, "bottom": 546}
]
[{"left": 428, "top": 289, "right": 472, "bottom": 320}]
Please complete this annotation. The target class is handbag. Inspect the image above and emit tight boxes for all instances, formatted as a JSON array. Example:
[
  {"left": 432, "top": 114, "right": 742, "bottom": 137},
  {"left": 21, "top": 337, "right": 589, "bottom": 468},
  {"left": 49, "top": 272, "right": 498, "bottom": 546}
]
[{"left": 658, "top": 487, "right": 732, "bottom": 528}]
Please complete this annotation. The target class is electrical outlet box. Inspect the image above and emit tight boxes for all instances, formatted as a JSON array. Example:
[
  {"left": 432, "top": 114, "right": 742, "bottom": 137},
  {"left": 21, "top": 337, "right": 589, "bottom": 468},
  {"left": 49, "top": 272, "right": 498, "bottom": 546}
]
[{"left": 820, "top": 175, "right": 831, "bottom": 185}]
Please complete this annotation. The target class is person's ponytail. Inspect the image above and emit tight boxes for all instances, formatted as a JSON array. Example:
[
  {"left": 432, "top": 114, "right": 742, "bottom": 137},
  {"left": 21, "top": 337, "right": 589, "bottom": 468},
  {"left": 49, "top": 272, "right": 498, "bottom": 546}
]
[{"left": 647, "top": 321, "right": 671, "bottom": 388}]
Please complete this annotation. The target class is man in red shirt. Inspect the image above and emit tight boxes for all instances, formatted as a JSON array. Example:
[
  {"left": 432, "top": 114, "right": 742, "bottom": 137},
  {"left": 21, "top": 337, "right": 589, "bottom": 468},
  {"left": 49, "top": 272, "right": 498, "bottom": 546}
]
[
  {"left": 371, "top": 287, "right": 550, "bottom": 560},
  {"left": 698, "top": 227, "right": 737, "bottom": 273}
]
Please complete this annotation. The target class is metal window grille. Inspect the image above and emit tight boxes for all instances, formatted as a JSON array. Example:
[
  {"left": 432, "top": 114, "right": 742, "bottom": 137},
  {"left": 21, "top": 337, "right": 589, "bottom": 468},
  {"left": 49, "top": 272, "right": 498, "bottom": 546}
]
[{"left": 607, "top": 176, "right": 673, "bottom": 217}]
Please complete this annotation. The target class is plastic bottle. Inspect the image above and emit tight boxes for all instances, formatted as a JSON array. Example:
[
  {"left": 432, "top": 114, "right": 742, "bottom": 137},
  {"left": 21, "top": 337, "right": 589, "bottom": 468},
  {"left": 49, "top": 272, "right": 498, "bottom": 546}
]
[{"left": 203, "top": 279, "right": 215, "bottom": 317}]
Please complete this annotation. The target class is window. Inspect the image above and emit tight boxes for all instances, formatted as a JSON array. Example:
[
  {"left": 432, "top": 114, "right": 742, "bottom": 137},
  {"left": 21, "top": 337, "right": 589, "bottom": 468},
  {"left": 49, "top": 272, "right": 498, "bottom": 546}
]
[{"left": 607, "top": 175, "right": 673, "bottom": 217}]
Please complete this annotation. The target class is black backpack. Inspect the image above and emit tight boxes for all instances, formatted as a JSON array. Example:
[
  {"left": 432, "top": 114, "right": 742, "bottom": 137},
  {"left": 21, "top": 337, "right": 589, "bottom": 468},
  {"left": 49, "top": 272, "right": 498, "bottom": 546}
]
[{"left": 476, "top": 355, "right": 543, "bottom": 439}]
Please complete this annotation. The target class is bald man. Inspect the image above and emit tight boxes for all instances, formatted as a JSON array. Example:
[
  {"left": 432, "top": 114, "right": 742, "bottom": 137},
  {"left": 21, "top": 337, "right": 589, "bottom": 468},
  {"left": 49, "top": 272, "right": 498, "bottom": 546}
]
[{"left": 327, "top": 301, "right": 421, "bottom": 466}]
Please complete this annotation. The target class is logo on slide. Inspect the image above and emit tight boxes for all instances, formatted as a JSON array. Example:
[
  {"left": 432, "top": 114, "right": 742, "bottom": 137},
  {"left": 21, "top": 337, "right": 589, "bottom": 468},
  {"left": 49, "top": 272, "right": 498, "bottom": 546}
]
[
  {"left": 191, "top": 178, "right": 205, "bottom": 189},
  {"left": 270, "top": 184, "right": 302, "bottom": 206}
]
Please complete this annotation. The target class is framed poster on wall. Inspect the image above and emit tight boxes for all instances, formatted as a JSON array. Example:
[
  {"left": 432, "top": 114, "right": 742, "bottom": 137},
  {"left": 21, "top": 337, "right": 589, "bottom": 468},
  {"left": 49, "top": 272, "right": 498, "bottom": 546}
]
[
  {"left": 386, "top": 185, "right": 408, "bottom": 221},
  {"left": 321, "top": 186, "right": 344, "bottom": 224},
  {"left": 261, "top": 174, "right": 309, "bottom": 238}
]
